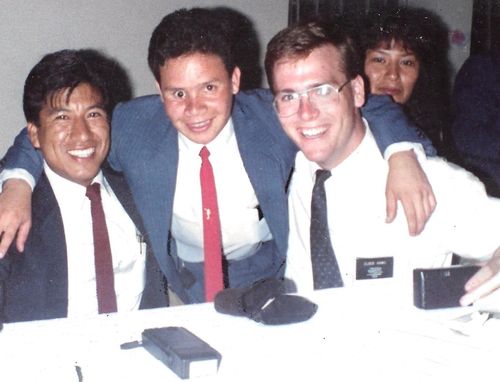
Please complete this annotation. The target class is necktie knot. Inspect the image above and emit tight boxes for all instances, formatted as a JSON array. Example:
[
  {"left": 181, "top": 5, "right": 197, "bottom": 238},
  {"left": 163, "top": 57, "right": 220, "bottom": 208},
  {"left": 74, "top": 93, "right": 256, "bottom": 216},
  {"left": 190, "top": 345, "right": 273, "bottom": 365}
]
[
  {"left": 315, "top": 169, "right": 331, "bottom": 185},
  {"left": 86, "top": 183, "right": 102, "bottom": 202},
  {"left": 200, "top": 146, "right": 210, "bottom": 161}
]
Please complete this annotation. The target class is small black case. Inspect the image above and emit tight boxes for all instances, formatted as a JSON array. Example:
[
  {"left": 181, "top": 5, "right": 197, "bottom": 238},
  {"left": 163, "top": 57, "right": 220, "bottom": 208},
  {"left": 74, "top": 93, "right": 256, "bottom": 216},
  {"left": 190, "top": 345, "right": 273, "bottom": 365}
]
[
  {"left": 413, "top": 265, "right": 480, "bottom": 309},
  {"left": 142, "top": 326, "right": 221, "bottom": 379}
]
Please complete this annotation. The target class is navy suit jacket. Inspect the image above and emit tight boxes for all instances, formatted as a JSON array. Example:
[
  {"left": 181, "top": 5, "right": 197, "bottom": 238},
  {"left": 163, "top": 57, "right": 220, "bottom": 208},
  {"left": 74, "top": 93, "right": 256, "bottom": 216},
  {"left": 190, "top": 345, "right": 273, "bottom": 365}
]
[
  {"left": 0, "top": 166, "right": 168, "bottom": 322},
  {"left": 2, "top": 90, "right": 433, "bottom": 303},
  {"left": 451, "top": 51, "right": 500, "bottom": 196}
]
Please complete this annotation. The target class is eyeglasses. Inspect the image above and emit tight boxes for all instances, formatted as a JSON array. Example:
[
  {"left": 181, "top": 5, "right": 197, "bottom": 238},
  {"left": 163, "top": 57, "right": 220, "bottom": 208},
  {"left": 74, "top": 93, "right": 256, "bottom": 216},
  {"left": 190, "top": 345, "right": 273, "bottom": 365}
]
[{"left": 273, "top": 80, "right": 351, "bottom": 117}]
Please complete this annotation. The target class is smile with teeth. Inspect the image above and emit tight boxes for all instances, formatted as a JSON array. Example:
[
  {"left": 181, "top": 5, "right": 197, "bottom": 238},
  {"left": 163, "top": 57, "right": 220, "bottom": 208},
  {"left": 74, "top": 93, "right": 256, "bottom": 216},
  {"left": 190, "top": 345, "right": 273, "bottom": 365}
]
[
  {"left": 188, "top": 120, "right": 211, "bottom": 131},
  {"left": 67, "top": 147, "right": 96, "bottom": 158},
  {"left": 301, "top": 127, "right": 327, "bottom": 138}
]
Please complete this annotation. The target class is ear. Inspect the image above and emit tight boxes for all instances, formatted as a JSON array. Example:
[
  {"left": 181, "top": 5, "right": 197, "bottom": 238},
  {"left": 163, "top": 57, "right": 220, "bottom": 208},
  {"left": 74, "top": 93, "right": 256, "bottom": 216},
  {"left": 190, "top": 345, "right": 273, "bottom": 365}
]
[
  {"left": 27, "top": 122, "right": 41, "bottom": 149},
  {"left": 231, "top": 66, "right": 241, "bottom": 95},
  {"left": 351, "top": 75, "right": 366, "bottom": 108},
  {"left": 155, "top": 81, "right": 165, "bottom": 103}
]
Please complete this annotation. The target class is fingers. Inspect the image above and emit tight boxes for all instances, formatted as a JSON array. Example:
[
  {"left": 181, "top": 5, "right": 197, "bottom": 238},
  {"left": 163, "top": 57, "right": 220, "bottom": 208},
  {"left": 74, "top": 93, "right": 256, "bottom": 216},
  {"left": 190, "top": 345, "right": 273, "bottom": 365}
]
[
  {"left": 460, "top": 257, "right": 500, "bottom": 306},
  {"left": 399, "top": 193, "right": 426, "bottom": 236},
  {"left": 427, "top": 190, "right": 437, "bottom": 216},
  {"left": 404, "top": 186, "right": 437, "bottom": 236},
  {"left": 16, "top": 221, "right": 32, "bottom": 253},
  {"left": 385, "top": 150, "right": 436, "bottom": 235},
  {"left": 0, "top": 179, "right": 33, "bottom": 257},
  {"left": 385, "top": 191, "right": 397, "bottom": 223},
  {"left": 0, "top": 228, "right": 16, "bottom": 258},
  {"left": 401, "top": 198, "right": 417, "bottom": 236}
]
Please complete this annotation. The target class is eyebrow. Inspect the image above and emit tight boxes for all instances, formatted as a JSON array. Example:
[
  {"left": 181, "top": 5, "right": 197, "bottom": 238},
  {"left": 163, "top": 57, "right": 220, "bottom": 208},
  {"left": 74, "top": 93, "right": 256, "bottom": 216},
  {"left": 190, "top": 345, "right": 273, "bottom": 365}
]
[
  {"left": 277, "top": 82, "right": 330, "bottom": 94},
  {"left": 45, "top": 103, "right": 107, "bottom": 116},
  {"left": 163, "top": 79, "right": 223, "bottom": 92}
]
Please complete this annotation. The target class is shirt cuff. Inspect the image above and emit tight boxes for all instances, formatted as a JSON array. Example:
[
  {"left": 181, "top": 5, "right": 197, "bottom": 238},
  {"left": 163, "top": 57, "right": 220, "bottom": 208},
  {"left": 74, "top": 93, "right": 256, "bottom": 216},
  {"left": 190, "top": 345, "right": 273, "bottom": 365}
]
[
  {"left": 0, "top": 168, "right": 36, "bottom": 192},
  {"left": 383, "top": 142, "right": 427, "bottom": 162}
]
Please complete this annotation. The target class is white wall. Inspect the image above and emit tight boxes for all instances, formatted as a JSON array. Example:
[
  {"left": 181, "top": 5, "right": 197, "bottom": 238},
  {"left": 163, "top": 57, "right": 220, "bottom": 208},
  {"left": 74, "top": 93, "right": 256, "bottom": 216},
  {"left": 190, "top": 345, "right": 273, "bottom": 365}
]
[{"left": 0, "top": 0, "right": 288, "bottom": 155}]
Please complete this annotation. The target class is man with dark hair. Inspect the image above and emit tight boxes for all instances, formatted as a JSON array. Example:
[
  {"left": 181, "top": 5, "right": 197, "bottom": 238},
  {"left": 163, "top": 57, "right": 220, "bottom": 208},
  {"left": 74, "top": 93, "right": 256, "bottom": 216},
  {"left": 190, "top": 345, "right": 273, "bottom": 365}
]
[
  {"left": 266, "top": 20, "right": 500, "bottom": 306},
  {"left": 0, "top": 8, "right": 435, "bottom": 304},
  {"left": 0, "top": 49, "right": 167, "bottom": 322}
]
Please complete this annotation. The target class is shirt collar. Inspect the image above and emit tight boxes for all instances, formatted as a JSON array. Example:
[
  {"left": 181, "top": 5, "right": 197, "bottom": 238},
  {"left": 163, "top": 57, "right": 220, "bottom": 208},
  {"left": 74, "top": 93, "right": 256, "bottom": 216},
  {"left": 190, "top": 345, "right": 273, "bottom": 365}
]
[
  {"left": 44, "top": 162, "right": 107, "bottom": 199},
  {"left": 297, "top": 118, "right": 369, "bottom": 182}
]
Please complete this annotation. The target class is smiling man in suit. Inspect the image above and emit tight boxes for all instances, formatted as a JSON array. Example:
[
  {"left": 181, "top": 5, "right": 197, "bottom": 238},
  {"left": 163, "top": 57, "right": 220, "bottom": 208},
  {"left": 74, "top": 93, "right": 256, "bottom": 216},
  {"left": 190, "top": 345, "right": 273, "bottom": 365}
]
[{"left": 0, "top": 49, "right": 168, "bottom": 322}]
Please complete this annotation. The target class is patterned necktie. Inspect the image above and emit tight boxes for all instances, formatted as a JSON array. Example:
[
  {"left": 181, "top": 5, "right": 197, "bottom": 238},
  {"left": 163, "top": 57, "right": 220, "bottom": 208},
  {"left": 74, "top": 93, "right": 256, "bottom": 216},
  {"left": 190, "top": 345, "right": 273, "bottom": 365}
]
[
  {"left": 310, "top": 169, "right": 344, "bottom": 289},
  {"left": 86, "top": 183, "right": 117, "bottom": 313},
  {"left": 199, "top": 146, "right": 224, "bottom": 301}
]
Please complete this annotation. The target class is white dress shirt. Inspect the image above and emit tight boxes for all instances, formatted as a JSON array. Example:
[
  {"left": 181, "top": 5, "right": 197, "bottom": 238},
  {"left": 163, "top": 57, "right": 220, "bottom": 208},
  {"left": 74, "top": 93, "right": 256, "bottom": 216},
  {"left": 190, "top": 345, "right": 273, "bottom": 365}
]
[
  {"left": 44, "top": 164, "right": 146, "bottom": 317},
  {"left": 171, "top": 118, "right": 272, "bottom": 262},
  {"left": 286, "top": 120, "right": 500, "bottom": 302}
]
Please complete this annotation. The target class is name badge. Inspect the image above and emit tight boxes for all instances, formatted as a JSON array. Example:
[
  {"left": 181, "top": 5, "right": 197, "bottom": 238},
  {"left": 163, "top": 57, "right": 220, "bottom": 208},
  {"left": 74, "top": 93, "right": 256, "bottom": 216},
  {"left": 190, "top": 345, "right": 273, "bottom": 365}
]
[{"left": 356, "top": 257, "right": 393, "bottom": 280}]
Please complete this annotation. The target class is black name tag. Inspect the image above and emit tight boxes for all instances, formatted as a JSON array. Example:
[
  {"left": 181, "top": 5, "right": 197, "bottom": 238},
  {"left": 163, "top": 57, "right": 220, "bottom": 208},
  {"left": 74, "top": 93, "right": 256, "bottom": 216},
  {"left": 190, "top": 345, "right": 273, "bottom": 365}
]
[{"left": 356, "top": 257, "right": 393, "bottom": 280}]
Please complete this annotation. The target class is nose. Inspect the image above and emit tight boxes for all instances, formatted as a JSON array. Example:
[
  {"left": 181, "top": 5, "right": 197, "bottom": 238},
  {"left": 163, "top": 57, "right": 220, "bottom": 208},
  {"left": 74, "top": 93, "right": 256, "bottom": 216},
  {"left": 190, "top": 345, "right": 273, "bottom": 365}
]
[
  {"left": 70, "top": 117, "right": 91, "bottom": 141},
  {"left": 297, "top": 95, "right": 319, "bottom": 120},
  {"left": 184, "top": 93, "right": 207, "bottom": 116},
  {"left": 385, "top": 61, "right": 400, "bottom": 80}
]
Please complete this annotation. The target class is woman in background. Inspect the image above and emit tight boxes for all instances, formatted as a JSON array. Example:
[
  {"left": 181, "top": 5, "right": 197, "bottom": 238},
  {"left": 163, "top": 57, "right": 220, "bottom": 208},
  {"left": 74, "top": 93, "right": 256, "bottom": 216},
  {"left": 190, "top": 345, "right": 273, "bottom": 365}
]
[{"left": 359, "top": 7, "right": 454, "bottom": 159}]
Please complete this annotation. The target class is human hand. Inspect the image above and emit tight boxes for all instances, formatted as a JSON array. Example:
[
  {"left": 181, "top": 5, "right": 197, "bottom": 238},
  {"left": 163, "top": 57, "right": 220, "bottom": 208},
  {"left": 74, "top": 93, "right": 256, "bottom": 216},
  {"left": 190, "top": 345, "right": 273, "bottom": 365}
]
[
  {"left": 0, "top": 179, "right": 32, "bottom": 257},
  {"left": 460, "top": 248, "right": 500, "bottom": 307},
  {"left": 385, "top": 150, "right": 436, "bottom": 236}
]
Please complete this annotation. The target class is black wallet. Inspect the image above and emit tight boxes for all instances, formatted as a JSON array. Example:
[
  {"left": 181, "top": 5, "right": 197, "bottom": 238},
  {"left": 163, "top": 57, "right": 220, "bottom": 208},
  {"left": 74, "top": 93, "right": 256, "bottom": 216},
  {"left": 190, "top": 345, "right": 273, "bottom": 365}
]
[{"left": 413, "top": 265, "right": 480, "bottom": 309}]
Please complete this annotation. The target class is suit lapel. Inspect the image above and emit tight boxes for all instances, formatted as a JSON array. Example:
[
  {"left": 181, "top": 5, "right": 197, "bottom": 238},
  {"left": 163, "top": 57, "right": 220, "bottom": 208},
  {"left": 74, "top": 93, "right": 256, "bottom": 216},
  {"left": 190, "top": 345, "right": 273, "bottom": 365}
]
[
  {"left": 103, "top": 164, "right": 146, "bottom": 234},
  {"left": 232, "top": 100, "right": 288, "bottom": 256},
  {"left": 30, "top": 174, "right": 69, "bottom": 317},
  {"left": 103, "top": 165, "right": 168, "bottom": 308},
  {"left": 126, "top": 105, "right": 185, "bottom": 300}
]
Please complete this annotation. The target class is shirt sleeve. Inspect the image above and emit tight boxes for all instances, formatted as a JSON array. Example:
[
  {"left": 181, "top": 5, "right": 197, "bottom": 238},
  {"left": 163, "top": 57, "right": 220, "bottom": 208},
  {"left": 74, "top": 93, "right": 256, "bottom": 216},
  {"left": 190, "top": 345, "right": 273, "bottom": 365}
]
[
  {"left": 0, "top": 168, "right": 36, "bottom": 192},
  {"left": 1, "top": 127, "right": 43, "bottom": 187}
]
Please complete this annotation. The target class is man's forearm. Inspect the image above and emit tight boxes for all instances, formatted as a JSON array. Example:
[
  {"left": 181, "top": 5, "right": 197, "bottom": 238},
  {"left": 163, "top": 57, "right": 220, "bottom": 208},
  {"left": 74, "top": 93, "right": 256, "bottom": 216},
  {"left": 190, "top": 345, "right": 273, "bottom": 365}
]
[
  {"left": 2, "top": 128, "right": 43, "bottom": 183},
  {"left": 362, "top": 94, "right": 436, "bottom": 157}
]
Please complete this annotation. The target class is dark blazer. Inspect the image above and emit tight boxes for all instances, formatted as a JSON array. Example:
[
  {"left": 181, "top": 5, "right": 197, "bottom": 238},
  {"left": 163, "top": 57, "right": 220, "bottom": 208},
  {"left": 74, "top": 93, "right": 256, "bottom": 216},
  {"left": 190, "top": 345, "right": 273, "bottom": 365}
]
[
  {"left": 0, "top": 165, "right": 168, "bottom": 323},
  {"left": 451, "top": 51, "right": 500, "bottom": 196}
]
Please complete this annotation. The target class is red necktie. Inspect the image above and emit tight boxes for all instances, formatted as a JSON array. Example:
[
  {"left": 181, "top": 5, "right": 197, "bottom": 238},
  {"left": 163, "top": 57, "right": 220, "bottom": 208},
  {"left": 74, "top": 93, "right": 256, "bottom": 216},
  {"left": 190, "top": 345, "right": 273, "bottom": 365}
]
[
  {"left": 86, "top": 183, "right": 118, "bottom": 314},
  {"left": 199, "top": 146, "right": 224, "bottom": 301}
]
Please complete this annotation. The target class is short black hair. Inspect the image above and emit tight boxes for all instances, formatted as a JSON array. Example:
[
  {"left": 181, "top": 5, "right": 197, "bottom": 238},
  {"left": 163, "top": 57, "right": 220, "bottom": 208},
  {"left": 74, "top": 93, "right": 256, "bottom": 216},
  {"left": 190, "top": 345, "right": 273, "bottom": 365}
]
[
  {"left": 147, "top": 7, "right": 236, "bottom": 82},
  {"left": 265, "top": 19, "right": 361, "bottom": 93},
  {"left": 23, "top": 49, "right": 132, "bottom": 125}
]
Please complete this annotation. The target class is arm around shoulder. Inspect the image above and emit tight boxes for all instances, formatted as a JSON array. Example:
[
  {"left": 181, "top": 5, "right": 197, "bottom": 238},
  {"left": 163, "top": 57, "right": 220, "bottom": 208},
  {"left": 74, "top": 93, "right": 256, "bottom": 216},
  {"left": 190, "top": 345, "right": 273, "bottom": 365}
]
[
  {"left": 362, "top": 94, "right": 436, "bottom": 157},
  {"left": 0, "top": 179, "right": 32, "bottom": 257}
]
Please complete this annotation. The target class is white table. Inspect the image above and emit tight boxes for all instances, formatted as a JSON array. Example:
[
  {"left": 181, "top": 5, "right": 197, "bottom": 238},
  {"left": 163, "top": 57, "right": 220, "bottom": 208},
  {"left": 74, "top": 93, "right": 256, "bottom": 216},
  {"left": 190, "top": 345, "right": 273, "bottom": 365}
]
[{"left": 1, "top": 285, "right": 498, "bottom": 381}]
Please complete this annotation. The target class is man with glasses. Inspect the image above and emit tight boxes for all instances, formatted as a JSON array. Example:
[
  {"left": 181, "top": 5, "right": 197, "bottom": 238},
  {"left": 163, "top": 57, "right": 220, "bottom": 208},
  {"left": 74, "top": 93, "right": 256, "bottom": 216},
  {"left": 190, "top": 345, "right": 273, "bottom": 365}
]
[{"left": 265, "top": 20, "right": 500, "bottom": 306}]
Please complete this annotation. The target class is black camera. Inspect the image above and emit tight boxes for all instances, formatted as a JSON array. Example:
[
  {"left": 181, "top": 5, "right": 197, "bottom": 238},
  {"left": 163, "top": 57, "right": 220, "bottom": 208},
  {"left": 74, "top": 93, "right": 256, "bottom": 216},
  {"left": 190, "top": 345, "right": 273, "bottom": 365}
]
[{"left": 413, "top": 265, "right": 480, "bottom": 309}]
